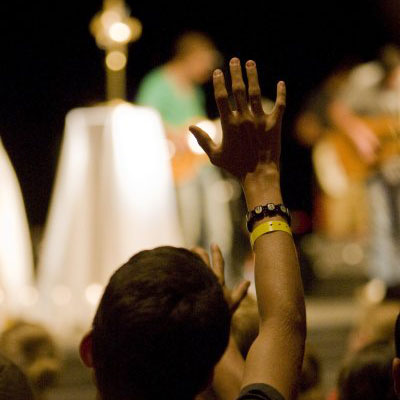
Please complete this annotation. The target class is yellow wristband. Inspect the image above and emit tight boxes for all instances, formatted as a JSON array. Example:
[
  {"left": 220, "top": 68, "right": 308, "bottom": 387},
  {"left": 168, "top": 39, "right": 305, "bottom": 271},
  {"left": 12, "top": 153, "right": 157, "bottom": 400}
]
[{"left": 250, "top": 220, "right": 292, "bottom": 248}]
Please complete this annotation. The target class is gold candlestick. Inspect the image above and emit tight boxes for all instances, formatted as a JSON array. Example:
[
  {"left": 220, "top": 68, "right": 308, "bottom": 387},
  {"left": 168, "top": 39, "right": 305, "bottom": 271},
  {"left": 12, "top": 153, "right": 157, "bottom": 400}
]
[{"left": 90, "top": 0, "right": 142, "bottom": 100}]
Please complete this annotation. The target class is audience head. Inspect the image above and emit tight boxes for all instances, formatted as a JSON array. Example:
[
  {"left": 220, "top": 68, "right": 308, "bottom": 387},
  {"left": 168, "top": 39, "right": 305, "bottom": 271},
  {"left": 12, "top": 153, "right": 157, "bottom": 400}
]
[
  {"left": 0, "top": 320, "right": 60, "bottom": 398},
  {"left": 299, "top": 347, "right": 323, "bottom": 400},
  {"left": 80, "top": 246, "right": 231, "bottom": 400},
  {"left": 348, "top": 301, "right": 400, "bottom": 353},
  {"left": 338, "top": 341, "right": 396, "bottom": 400},
  {"left": 0, "top": 353, "right": 34, "bottom": 400},
  {"left": 172, "top": 31, "right": 220, "bottom": 84}
]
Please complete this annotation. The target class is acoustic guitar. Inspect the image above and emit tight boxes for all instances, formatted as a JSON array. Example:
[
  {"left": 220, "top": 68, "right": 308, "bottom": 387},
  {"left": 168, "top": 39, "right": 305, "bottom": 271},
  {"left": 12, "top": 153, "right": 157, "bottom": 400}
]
[
  {"left": 170, "top": 119, "right": 221, "bottom": 184},
  {"left": 313, "top": 116, "right": 400, "bottom": 193}
]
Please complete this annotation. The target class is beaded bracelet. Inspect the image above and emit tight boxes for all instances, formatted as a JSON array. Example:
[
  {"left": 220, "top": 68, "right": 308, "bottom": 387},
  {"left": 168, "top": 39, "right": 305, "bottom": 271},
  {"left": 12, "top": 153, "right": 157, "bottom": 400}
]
[{"left": 246, "top": 203, "right": 291, "bottom": 232}]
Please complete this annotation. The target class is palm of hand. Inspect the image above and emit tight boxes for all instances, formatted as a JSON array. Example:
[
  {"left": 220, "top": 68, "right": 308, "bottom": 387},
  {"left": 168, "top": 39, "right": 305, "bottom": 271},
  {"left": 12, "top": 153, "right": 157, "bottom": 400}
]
[{"left": 190, "top": 58, "right": 285, "bottom": 181}]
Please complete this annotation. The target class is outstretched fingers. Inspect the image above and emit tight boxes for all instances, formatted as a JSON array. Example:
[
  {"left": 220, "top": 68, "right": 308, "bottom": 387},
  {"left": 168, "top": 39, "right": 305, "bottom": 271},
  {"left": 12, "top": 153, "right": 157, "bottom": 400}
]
[
  {"left": 210, "top": 244, "right": 225, "bottom": 286},
  {"left": 271, "top": 81, "right": 286, "bottom": 122},
  {"left": 191, "top": 247, "right": 211, "bottom": 267},
  {"left": 213, "top": 69, "right": 231, "bottom": 119},
  {"left": 193, "top": 244, "right": 249, "bottom": 313},
  {"left": 193, "top": 245, "right": 225, "bottom": 288},
  {"left": 229, "top": 58, "right": 248, "bottom": 113},
  {"left": 230, "top": 280, "right": 251, "bottom": 313},
  {"left": 246, "top": 60, "right": 264, "bottom": 116}
]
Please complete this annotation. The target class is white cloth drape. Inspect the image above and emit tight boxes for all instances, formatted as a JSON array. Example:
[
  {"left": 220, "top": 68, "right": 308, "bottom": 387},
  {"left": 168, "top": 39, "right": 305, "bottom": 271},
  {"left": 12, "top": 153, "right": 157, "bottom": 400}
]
[
  {"left": 37, "top": 103, "right": 183, "bottom": 337},
  {"left": 0, "top": 138, "right": 34, "bottom": 321}
]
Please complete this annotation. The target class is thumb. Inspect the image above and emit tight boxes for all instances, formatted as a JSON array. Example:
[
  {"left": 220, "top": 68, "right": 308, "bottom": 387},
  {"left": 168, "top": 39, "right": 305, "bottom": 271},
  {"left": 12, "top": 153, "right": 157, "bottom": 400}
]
[
  {"left": 230, "top": 280, "right": 251, "bottom": 313},
  {"left": 189, "top": 125, "right": 216, "bottom": 158}
]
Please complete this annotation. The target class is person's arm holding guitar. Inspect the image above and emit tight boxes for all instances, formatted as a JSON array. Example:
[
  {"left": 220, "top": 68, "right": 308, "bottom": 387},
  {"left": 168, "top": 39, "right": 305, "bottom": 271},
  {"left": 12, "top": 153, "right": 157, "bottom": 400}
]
[{"left": 328, "top": 100, "right": 380, "bottom": 164}]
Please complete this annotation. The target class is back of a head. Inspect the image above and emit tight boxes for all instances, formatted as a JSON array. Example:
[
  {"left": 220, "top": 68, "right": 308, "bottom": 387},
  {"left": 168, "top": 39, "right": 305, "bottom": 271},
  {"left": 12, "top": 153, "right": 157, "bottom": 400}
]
[
  {"left": 338, "top": 341, "right": 397, "bottom": 400},
  {"left": 173, "top": 31, "right": 216, "bottom": 60},
  {"left": 299, "top": 347, "right": 322, "bottom": 399},
  {"left": 92, "top": 246, "right": 231, "bottom": 400},
  {"left": 0, "top": 353, "right": 34, "bottom": 400},
  {"left": 349, "top": 301, "right": 400, "bottom": 353}
]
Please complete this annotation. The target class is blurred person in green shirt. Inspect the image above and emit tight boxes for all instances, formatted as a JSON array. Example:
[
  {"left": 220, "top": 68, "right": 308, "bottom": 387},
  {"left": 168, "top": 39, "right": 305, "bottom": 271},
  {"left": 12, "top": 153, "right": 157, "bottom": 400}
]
[
  {"left": 136, "top": 31, "right": 217, "bottom": 137},
  {"left": 136, "top": 32, "right": 233, "bottom": 265}
]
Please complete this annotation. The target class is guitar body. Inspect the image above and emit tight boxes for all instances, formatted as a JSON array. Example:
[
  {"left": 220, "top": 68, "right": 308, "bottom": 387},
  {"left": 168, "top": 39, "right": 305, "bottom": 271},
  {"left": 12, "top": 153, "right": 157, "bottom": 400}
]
[
  {"left": 171, "top": 151, "right": 208, "bottom": 184},
  {"left": 312, "top": 116, "right": 400, "bottom": 238},
  {"left": 315, "top": 116, "right": 400, "bottom": 187},
  {"left": 169, "top": 118, "right": 221, "bottom": 185}
]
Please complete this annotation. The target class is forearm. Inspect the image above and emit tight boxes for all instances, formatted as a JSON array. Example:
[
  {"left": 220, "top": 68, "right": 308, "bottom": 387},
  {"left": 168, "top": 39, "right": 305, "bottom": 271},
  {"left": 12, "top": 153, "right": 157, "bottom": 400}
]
[
  {"left": 253, "top": 226, "right": 305, "bottom": 327},
  {"left": 242, "top": 166, "right": 282, "bottom": 207},
  {"left": 242, "top": 169, "right": 306, "bottom": 399},
  {"left": 190, "top": 58, "right": 306, "bottom": 399},
  {"left": 243, "top": 171, "right": 305, "bottom": 325}
]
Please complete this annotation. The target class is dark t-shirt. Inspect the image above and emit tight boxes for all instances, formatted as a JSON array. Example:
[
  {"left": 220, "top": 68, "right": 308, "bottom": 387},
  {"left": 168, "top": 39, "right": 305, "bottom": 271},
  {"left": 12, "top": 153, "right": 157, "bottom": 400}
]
[{"left": 237, "top": 384, "right": 285, "bottom": 400}]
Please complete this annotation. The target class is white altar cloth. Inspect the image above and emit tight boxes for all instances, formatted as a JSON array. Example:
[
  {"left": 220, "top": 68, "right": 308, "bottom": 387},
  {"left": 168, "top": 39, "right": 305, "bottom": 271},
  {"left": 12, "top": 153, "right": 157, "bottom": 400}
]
[
  {"left": 37, "top": 103, "right": 183, "bottom": 336},
  {"left": 0, "top": 138, "right": 34, "bottom": 320}
]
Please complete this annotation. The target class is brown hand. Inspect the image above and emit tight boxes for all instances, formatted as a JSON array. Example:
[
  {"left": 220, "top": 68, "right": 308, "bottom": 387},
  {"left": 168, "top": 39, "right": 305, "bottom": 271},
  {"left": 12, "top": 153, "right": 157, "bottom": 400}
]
[
  {"left": 189, "top": 58, "right": 286, "bottom": 182},
  {"left": 192, "top": 244, "right": 250, "bottom": 314}
]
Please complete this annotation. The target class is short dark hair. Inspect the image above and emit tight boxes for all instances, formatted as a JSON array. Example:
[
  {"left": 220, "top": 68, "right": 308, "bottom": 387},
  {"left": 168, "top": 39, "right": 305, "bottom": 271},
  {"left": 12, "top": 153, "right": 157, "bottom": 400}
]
[
  {"left": 338, "top": 341, "right": 397, "bottom": 400},
  {"left": 91, "top": 246, "right": 231, "bottom": 400},
  {"left": 173, "top": 31, "right": 216, "bottom": 59}
]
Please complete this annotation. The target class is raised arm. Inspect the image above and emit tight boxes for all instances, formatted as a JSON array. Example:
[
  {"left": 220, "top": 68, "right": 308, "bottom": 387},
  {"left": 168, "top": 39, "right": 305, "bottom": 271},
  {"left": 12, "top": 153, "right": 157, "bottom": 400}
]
[{"left": 190, "top": 58, "right": 306, "bottom": 400}]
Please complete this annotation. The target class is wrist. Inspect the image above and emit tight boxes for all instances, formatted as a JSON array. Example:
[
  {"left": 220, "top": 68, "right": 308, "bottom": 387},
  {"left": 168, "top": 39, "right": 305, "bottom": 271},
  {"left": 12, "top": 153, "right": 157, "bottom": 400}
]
[
  {"left": 244, "top": 189, "right": 283, "bottom": 210},
  {"left": 242, "top": 170, "right": 282, "bottom": 210}
]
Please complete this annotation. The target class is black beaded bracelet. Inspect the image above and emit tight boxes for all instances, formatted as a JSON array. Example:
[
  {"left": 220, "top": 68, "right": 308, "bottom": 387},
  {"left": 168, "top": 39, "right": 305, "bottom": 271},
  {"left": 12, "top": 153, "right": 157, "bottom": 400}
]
[{"left": 246, "top": 203, "right": 291, "bottom": 233}]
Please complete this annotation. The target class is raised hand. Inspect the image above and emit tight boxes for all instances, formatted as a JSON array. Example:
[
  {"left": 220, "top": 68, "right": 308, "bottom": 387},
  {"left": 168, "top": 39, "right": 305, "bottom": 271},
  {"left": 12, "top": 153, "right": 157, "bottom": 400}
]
[
  {"left": 192, "top": 245, "right": 250, "bottom": 314},
  {"left": 189, "top": 58, "right": 286, "bottom": 181},
  {"left": 192, "top": 59, "right": 305, "bottom": 400}
]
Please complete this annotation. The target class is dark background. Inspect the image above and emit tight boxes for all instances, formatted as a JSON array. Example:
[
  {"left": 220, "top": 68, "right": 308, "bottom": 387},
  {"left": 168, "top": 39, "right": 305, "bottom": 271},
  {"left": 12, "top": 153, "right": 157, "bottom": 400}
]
[{"left": 1, "top": 0, "right": 399, "bottom": 227}]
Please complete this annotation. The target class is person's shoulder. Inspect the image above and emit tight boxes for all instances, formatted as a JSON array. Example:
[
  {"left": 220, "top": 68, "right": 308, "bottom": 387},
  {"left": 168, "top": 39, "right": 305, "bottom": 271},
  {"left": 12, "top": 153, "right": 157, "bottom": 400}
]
[
  {"left": 237, "top": 384, "right": 285, "bottom": 400},
  {"left": 140, "top": 67, "right": 166, "bottom": 86},
  {"left": 136, "top": 67, "right": 168, "bottom": 103},
  {"left": 194, "top": 85, "right": 206, "bottom": 100}
]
